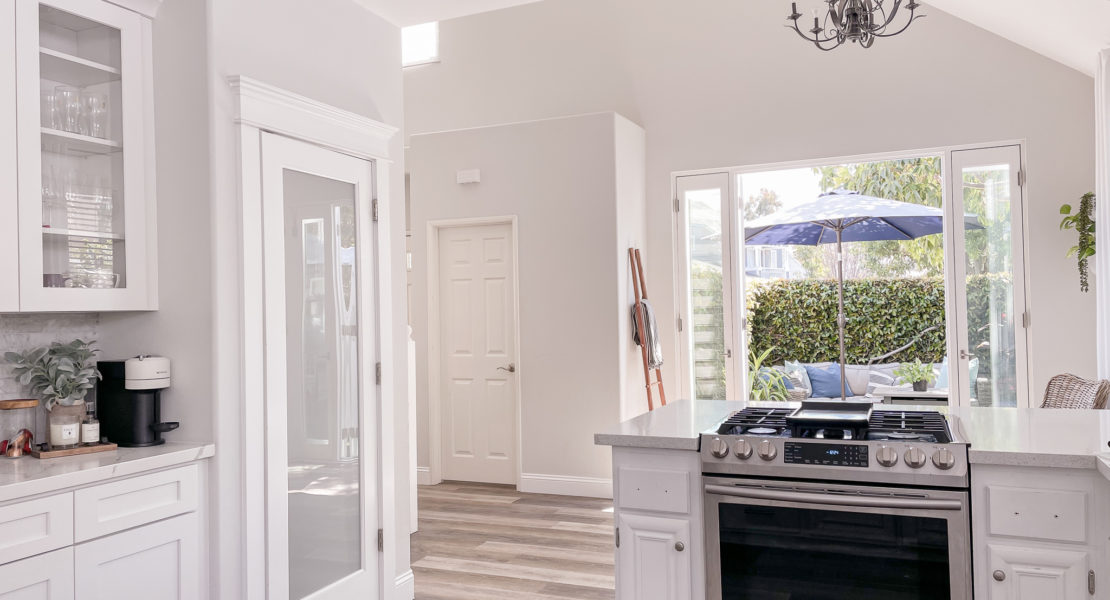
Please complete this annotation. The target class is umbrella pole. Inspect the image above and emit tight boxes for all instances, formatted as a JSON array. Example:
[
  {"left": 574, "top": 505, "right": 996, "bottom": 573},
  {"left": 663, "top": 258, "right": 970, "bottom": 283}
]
[{"left": 836, "top": 228, "right": 847, "bottom": 401}]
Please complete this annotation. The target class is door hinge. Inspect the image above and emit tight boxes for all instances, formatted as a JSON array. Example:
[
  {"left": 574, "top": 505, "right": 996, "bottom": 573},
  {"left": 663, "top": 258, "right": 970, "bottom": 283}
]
[
  {"left": 1017, "top": 169, "right": 1025, "bottom": 187},
  {"left": 615, "top": 527, "right": 620, "bottom": 548},
  {"left": 674, "top": 197, "right": 680, "bottom": 213},
  {"left": 372, "top": 198, "right": 379, "bottom": 222},
  {"left": 725, "top": 348, "right": 733, "bottom": 359},
  {"left": 378, "top": 528, "right": 384, "bottom": 552},
  {"left": 676, "top": 315, "right": 683, "bottom": 332},
  {"left": 375, "top": 362, "right": 382, "bottom": 385},
  {"left": 1022, "top": 311, "right": 1031, "bottom": 329},
  {"left": 1089, "top": 570, "right": 1095, "bottom": 595}
]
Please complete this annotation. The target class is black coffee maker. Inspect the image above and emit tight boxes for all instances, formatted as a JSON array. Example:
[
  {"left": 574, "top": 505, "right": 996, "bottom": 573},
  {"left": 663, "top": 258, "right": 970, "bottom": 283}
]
[{"left": 96, "top": 356, "right": 179, "bottom": 447}]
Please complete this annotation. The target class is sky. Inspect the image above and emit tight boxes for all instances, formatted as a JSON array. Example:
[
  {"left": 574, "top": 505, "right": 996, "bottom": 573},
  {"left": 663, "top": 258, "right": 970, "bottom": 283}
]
[{"left": 738, "top": 167, "right": 822, "bottom": 211}]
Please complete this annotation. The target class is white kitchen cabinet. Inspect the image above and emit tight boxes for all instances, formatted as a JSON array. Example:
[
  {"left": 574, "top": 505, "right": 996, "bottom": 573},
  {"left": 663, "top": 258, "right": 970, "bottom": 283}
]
[
  {"left": 617, "top": 511, "right": 692, "bottom": 600},
  {"left": 986, "top": 544, "right": 1091, "bottom": 600},
  {"left": 74, "top": 512, "right": 198, "bottom": 600},
  {"left": 0, "top": 547, "right": 75, "bottom": 600},
  {"left": 7, "top": 0, "right": 157, "bottom": 312}
]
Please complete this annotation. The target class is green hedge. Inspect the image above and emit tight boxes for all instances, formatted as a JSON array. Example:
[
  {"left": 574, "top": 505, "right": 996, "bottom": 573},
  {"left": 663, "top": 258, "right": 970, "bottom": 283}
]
[{"left": 747, "top": 274, "right": 1011, "bottom": 368}]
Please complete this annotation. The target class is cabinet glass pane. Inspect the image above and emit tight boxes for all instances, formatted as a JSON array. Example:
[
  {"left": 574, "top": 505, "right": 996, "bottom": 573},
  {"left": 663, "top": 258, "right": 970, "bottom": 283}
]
[
  {"left": 283, "top": 170, "right": 362, "bottom": 599},
  {"left": 38, "top": 5, "right": 126, "bottom": 290},
  {"left": 961, "top": 164, "right": 1017, "bottom": 407}
]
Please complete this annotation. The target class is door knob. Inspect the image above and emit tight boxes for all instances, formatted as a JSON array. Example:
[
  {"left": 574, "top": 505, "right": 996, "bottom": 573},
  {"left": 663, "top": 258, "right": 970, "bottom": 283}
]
[
  {"left": 674, "top": 542, "right": 685, "bottom": 552},
  {"left": 993, "top": 570, "right": 1006, "bottom": 582},
  {"left": 497, "top": 363, "right": 516, "bottom": 373}
]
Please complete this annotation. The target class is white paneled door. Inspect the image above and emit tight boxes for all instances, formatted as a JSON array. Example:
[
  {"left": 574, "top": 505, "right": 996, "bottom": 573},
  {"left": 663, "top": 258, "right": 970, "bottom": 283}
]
[
  {"left": 438, "top": 223, "right": 518, "bottom": 485},
  {"left": 261, "top": 133, "right": 380, "bottom": 599}
]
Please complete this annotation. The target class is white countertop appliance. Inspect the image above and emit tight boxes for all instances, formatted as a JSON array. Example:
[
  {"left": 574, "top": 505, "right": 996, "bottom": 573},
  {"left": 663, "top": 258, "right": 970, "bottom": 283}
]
[{"left": 96, "top": 355, "right": 178, "bottom": 447}]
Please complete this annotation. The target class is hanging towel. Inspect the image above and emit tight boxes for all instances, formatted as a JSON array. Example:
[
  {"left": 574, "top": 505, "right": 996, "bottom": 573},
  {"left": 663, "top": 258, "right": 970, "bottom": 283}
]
[{"left": 632, "top": 299, "right": 664, "bottom": 369}]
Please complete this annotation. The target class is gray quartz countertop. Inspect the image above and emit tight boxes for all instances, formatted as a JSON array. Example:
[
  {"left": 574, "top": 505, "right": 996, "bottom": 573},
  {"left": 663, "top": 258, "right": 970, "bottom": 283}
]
[
  {"left": 595, "top": 399, "right": 1110, "bottom": 471},
  {"left": 0, "top": 441, "right": 215, "bottom": 503}
]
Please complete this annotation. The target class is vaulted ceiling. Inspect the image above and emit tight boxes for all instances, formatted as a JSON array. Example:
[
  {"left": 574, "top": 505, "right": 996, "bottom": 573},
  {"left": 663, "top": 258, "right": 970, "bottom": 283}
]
[
  {"left": 352, "top": 0, "right": 540, "bottom": 27},
  {"left": 925, "top": 0, "right": 1110, "bottom": 76}
]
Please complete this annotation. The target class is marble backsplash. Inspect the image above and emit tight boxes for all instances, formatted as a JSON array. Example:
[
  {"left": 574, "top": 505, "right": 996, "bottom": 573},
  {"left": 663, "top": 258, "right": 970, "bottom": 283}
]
[{"left": 0, "top": 314, "right": 99, "bottom": 445}]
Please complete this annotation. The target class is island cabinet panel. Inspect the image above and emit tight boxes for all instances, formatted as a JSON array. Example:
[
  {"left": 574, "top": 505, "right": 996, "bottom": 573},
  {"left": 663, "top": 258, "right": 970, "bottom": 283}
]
[
  {"left": 0, "top": 492, "right": 73, "bottom": 565},
  {"left": 612, "top": 447, "right": 705, "bottom": 600},
  {"left": 0, "top": 547, "right": 75, "bottom": 599},
  {"left": 74, "top": 512, "right": 198, "bottom": 600},
  {"left": 617, "top": 512, "right": 691, "bottom": 600},
  {"left": 972, "top": 464, "right": 1110, "bottom": 600},
  {"left": 986, "top": 544, "right": 1090, "bottom": 600}
]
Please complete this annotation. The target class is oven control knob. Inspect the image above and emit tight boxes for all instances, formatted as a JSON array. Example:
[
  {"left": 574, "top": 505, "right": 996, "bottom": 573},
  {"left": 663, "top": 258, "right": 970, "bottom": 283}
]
[
  {"left": 757, "top": 440, "right": 777, "bottom": 461},
  {"left": 932, "top": 448, "right": 956, "bottom": 470},
  {"left": 709, "top": 437, "right": 730, "bottom": 459},
  {"left": 876, "top": 445, "right": 899, "bottom": 467},
  {"left": 904, "top": 447, "right": 927, "bottom": 469},
  {"left": 733, "top": 440, "right": 754, "bottom": 460}
]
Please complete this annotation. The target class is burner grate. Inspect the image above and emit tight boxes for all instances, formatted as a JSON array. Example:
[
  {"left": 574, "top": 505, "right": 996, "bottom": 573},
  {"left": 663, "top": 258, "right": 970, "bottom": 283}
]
[
  {"left": 869, "top": 410, "right": 952, "bottom": 443},
  {"left": 717, "top": 408, "right": 792, "bottom": 434}
]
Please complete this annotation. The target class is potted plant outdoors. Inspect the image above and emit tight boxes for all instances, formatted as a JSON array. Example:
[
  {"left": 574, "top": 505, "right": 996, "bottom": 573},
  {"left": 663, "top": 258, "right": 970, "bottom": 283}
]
[
  {"left": 747, "top": 347, "right": 791, "bottom": 402},
  {"left": 5, "top": 340, "right": 101, "bottom": 448},
  {"left": 893, "top": 359, "right": 935, "bottom": 393}
]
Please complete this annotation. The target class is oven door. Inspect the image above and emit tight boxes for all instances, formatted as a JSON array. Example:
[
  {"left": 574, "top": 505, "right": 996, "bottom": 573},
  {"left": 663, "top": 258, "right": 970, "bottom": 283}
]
[{"left": 704, "top": 476, "right": 971, "bottom": 600}]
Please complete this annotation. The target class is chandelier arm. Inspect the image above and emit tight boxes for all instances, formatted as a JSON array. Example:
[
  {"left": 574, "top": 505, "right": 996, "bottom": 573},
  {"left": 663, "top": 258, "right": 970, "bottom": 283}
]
[
  {"left": 870, "top": 13, "right": 924, "bottom": 38},
  {"left": 785, "top": 22, "right": 840, "bottom": 45}
]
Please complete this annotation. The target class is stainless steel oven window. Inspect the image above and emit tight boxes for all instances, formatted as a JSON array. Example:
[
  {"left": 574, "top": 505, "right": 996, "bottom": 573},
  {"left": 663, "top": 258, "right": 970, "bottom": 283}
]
[{"left": 704, "top": 477, "right": 971, "bottom": 600}]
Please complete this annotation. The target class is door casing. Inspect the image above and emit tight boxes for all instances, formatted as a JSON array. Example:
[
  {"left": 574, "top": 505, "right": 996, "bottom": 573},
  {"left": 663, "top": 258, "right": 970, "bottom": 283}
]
[{"left": 425, "top": 216, "right": 523, "bottom": 487}]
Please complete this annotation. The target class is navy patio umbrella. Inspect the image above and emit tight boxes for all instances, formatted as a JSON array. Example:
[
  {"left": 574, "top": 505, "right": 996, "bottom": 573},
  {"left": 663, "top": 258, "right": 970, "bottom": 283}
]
[{"left": 744, "top": 189, "right": 983, "bottom": 400}]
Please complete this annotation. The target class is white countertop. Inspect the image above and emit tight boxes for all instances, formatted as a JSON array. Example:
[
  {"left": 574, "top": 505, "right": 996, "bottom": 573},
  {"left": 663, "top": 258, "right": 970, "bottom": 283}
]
[
  {"left": 0, "top": 441, "right": 215, "bottom": 503},
  {"left": 595, "top": 399, "right": 1110, "bottom": 471}
]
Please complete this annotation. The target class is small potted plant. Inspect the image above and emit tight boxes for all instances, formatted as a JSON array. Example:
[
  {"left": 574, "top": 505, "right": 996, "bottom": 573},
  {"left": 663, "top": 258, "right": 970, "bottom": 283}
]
[
  {"left": 5, "top": 340, "right": 100, "bottom": 448},
  {"left": 893, "top": 359, "right": 935, "bottom": 392}
]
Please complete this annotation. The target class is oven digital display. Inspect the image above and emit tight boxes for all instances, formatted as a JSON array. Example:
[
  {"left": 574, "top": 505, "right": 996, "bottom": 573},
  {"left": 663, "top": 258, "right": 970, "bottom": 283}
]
[{"left": 784, "top": 442, "right": 868, "bottom": 467}]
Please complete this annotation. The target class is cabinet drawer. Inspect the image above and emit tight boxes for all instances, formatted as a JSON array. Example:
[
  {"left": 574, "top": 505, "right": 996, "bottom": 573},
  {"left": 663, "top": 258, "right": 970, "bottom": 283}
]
[
  {"left": 988, "top": 485, "right": 1088, "bottom": 543},
  {"left": 74, "top": 464, "right": 197, "bottom": 542},
  {"left": 618, "top": 467, "right": 690, "bottom": 514},
  {"left": 0, "top": 546, "right": 74, "bottom": 599},
  {"left": 0, "top": 492, "right": 73, "bottom": 565}
]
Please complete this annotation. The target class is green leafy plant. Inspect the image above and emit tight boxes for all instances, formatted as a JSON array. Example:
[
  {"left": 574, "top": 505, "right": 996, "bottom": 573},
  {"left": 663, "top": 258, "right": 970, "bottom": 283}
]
[
  {"left": 5, "top": 340, "right": 101, "bottom": 411},
  {"left": 893, "top": 359, "right": 934, "bottom": 386},
  {"left": 747, "top": 347, "right": 790, "bottom": 402},
  {"left": 1060, "top": 192, "right": 1096, "bottom": 292}
]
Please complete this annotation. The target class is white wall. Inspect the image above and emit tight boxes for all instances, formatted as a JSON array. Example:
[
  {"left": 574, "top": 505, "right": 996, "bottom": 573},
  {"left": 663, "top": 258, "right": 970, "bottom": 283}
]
[
  {"left": 404, "top": 0, "right": 1098, "bottom": 404},
  {"left": 205, "top": 0, "right": 409, "bottom": 597},
  {"left": 409, "top": 112, "right": 645, "bottom": 495}
]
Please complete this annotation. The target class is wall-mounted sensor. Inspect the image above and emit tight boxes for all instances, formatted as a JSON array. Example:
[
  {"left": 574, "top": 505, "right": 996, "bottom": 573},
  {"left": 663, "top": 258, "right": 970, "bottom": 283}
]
[{"left": 456, "top": 169, "right": 481, "bottom": 184}]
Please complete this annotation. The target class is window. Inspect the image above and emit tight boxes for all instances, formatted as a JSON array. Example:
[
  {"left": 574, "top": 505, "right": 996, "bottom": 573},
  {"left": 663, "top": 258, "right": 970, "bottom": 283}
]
[
  {"left": 402, "top": 22, "right": 439, "bottom": 67},
  {"left": 674, "top": 146, "right": 1030, "bottom": 408}
]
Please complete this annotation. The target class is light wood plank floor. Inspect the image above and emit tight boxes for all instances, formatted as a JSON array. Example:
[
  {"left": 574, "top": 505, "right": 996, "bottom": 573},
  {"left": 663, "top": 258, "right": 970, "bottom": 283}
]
[{"left": 412, "top": 481, "right": 616, "bottom": 600}]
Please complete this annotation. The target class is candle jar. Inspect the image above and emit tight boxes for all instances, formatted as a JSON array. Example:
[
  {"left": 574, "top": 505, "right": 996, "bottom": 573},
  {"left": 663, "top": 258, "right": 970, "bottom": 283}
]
[{"left": 49, "top": 414, "right": 81, "bottom": 449}]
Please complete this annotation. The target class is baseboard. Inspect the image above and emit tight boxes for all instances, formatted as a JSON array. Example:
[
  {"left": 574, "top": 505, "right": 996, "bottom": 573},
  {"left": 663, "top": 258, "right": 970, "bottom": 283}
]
[
  {"left": 519, "top": 472, "right": 613, "bottom": 498},
  {"left": 416, "top": 466, "right": 433, "bottom": 486},
  {"left": 394, "top": 570, "right": 415, "bottom": 600}
]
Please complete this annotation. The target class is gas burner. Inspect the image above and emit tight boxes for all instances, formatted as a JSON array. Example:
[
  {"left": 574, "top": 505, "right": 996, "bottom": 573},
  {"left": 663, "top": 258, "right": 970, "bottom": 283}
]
[
  {"left": 747, "top": 427, "right": 779, "bottom": 436},
  {"left": 885, "top": 431, "right": 921, "bottom": 440}
]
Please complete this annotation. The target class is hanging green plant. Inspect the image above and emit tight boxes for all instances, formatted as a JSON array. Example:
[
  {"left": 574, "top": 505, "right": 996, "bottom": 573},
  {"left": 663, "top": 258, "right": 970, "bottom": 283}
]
[{"left": 1060, "top": 192, "right": 1096, "bottom": 292}]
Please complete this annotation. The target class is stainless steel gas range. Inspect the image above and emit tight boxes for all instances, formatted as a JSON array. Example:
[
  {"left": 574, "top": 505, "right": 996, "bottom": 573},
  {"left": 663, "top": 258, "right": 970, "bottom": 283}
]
[{"left": 701, "top": 401, "right": 972, "bottom": 600}]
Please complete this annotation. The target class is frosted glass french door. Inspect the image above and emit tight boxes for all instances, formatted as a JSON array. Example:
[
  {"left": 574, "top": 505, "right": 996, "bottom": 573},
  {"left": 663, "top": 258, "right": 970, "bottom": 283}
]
[
  {"left": 676, "top": 173, "right": 744, "bottom": 400},
  {"left": 261, "top": 133, "right": 380, "bottom": 599},
  {"left": 946, "top": 145, "right": 1030, "bottom": 408}
]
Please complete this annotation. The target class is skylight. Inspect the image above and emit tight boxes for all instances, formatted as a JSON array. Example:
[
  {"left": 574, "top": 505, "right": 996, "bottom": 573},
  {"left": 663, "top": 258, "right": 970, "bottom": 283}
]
[{"left": 402, "top": 22, "right": 439, "bottom": 67}]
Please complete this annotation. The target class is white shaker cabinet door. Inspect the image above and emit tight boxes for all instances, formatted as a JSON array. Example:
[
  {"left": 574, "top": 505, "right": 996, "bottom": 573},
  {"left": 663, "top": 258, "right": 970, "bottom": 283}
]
[
  {"left": 0, "top": 547, "right": 75, "bottom": 600},
  {"left": 617, "top": 511, "right": 692, "bottom": 600},
  {"left": 74, "top": 513, "right": 198, "bottom": 600},
  {"left": 987, "top": 544, "right": 1090, "bottom": 600}
]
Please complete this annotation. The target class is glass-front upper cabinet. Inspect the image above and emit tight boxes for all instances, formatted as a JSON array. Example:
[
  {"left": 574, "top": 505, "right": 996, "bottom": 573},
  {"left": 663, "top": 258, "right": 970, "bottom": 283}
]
[{"left": 11, "top": 0, "right": 156, "bottom": 311}]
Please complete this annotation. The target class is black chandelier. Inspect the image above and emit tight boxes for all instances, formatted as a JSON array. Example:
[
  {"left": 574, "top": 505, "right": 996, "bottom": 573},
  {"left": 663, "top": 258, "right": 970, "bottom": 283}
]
[{"left": 787, "top": 0, "right": 924, "bottom": 51}]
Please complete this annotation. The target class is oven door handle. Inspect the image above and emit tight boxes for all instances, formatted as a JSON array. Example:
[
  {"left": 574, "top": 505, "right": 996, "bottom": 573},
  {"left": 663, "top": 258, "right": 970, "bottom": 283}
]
[{"left": 704, "top": 484, "right": 965, "bottom": 511}]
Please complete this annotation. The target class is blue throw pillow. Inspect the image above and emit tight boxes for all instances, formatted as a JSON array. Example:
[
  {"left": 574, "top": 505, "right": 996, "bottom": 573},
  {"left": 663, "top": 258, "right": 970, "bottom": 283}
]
[
  {"left": 804, "top": 363, "right": 854, "bottom": 398},
  {"left": 758, "top": 368, "right": 794, "bottom": 389}
]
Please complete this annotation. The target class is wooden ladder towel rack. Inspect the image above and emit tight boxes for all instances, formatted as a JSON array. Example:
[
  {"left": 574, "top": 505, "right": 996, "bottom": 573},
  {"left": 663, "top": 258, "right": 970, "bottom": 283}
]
[{"left": 629, "top": 248, "right": 666, "bottom": 411}]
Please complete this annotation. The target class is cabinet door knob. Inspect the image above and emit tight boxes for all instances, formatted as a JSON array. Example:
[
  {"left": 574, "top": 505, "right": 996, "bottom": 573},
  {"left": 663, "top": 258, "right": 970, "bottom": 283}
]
[
  {"left": 674, "top": 541, "right": 685, "bottom": 552},
  {"left": 993, "top": 570, "right": 1006, "bottom": 582}
]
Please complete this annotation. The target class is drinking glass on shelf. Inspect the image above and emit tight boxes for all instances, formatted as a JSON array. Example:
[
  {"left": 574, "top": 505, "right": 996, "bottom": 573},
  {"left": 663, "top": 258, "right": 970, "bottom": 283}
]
[
  {"left": 40, "top": 90, "right": 59, "bottom": 129},
  {"left": 55, "top": 86, "right": 81, "bottom": 134},
  {"left": 82, "top": 92, "right": 108, "bottom": 139}
]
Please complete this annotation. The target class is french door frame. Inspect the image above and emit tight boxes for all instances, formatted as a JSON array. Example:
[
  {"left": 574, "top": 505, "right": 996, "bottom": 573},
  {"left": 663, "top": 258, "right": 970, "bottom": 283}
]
[{"left": 672, "top": 141, "right": 1032, "bottom": 407}]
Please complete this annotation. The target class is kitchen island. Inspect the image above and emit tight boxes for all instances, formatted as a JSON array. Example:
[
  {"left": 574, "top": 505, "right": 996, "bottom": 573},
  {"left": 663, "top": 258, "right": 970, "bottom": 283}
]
[{"left": 596, "top": 400, "right": 1110, "bottom": 600}]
